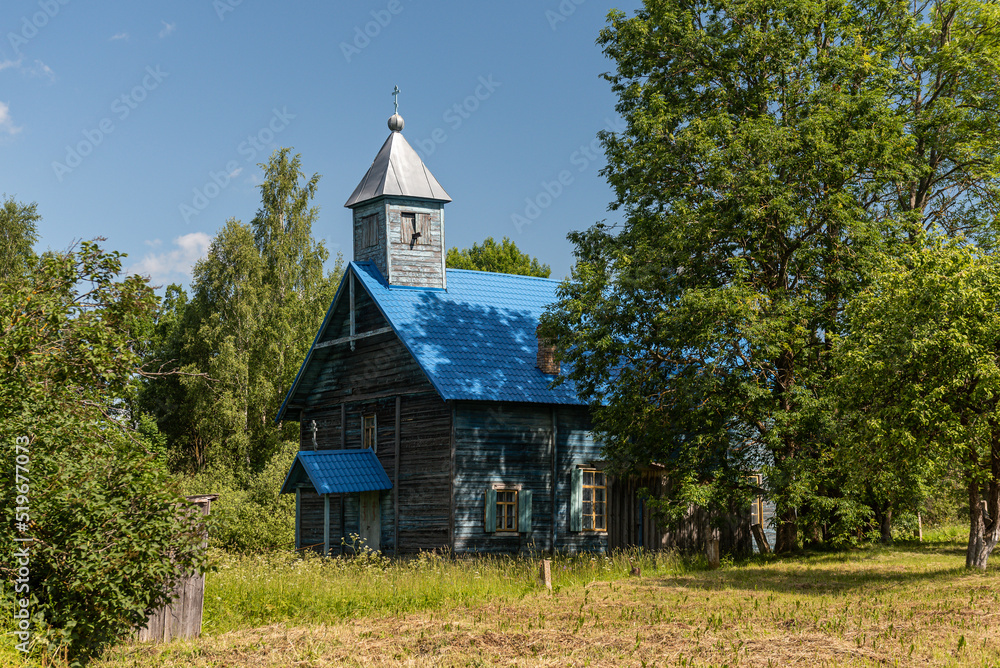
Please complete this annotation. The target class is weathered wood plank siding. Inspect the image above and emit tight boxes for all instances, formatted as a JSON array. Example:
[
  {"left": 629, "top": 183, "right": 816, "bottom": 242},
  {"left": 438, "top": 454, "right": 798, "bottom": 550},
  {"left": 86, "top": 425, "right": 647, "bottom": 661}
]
[
  {"left": 352, "top": 200, "right": 389, "bottom": 278},
  {"left": 453, "top": 403, "right": 552, "bottom": 554},
  {"left": 607, "top": 473, "right": 752, "bottom": 556},
  {"left": 298, "top": 489, "right": 328, "bottom": 554},
  {"left": 453, "top": 403, "right": 605, "bottom": 555},
  {"left": 386, "top": 198, "right": 445, "bottom": 289},
  {"left": 396, "top": 392, "right": 451, "bottom": 552},
  {"left": 554, "top": 407, "right": 607, "bottom": 554},
  {"left": 295, "top": 294, "right": 450, "bottom": 554}
]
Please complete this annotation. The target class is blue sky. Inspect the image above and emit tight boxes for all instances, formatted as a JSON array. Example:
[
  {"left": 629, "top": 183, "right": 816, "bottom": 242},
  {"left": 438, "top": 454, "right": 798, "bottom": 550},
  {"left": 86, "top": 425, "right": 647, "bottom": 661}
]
[{"left": 1, "top": 0, "right": 641, "bottom": 287}]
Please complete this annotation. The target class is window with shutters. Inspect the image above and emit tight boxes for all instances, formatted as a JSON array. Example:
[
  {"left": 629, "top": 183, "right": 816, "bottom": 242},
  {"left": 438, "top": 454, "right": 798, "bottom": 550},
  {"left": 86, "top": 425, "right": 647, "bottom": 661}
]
[
  {"left": 400, "top": 212, "right": 430, "bottom": 245},
  {"left": 360, "top": 214, "right": 378, "bottom": 248},
  {"left": 571, "top": 468, "right": 606, "bottom": 532},
  {"left": 484, "top": 486, "right": 532, "bottom": 534}
]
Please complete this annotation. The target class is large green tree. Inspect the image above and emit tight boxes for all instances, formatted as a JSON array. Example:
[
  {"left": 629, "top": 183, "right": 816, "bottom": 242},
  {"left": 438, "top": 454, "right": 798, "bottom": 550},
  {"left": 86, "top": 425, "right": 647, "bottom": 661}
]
[
  {"left": 140, "top": 149, "right": 342, "bottom": 477},
  {"left": 884, "top": 0, "right": 1000, "bottom": 241},
  {"left": 0, "top": 241, "right": 208, "bottom": 665},
  {"left": 446, "top": 236, "right": 551, "bottom": 277},
  {"left": 837, "top": 238, "right": 1000, "bottom": 569},
  {"left": 542, "top": 0, "right": 920, "bottom": 550}
]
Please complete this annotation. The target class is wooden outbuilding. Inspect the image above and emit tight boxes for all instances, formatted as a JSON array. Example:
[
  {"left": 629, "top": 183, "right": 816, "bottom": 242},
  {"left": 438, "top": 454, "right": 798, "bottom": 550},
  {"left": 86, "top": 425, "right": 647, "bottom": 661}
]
[{"left": 277, "top": 112, "right": 752, "bottom": 556}]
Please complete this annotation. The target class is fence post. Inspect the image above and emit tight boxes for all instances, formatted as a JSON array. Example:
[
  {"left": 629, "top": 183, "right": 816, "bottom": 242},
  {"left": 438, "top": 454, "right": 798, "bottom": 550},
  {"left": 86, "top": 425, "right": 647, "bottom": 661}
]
[
  {"left": 538, "top": 559, "right": 552, "bottom": 591},
  {"left": 706, "top": 538, "right": 720, "bottom": 569}
]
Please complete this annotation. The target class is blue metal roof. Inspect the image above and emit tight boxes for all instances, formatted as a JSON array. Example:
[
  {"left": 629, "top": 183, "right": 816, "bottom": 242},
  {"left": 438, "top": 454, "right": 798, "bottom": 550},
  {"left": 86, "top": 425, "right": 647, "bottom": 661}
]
[
  {"left": 350, "top": 261, "right": 584, "bottom": 404},
  {"left": 279, "top": 449, "right": 393, "bottom": 495}
]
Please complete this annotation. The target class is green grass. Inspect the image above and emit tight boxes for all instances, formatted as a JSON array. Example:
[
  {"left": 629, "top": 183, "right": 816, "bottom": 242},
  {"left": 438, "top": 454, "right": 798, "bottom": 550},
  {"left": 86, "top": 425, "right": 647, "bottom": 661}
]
[
  {"left": 9, "top": 526, "right": 1000, "bottom": 667},
  {"left": 202, "top": 542, "right": 690, "bottom": 634}
]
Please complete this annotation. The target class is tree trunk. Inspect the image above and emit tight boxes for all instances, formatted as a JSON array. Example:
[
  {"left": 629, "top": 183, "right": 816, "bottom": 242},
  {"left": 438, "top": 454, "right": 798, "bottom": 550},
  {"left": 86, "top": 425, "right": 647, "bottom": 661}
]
[
  {"left": 967, "top": 430, "right": 1000, "bottom": 570},
  {"left": 872, "top": 502, "right": 893, "bottom": 545},
  {"left": 774, "top": 508, "right": 797, "bottom": 553},
  {"left": 966, "top": 500, "right": 999, "bottom": 570},
  {"left": 880, "top": 507, "right": 893, "bottom": 545}
]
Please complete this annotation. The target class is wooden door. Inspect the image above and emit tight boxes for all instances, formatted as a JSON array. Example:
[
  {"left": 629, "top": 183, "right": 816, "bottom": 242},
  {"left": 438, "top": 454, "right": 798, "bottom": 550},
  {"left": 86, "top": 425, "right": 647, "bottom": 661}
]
[{"left": 360, "top": 491, "right": 381, "bottom": 552}]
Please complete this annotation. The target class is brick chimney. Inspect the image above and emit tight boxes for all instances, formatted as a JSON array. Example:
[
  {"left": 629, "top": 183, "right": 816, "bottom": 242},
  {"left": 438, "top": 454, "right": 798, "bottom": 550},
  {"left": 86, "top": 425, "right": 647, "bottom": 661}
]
[{"left": 536, "top": 325, "right": 560, "bottom": 375}]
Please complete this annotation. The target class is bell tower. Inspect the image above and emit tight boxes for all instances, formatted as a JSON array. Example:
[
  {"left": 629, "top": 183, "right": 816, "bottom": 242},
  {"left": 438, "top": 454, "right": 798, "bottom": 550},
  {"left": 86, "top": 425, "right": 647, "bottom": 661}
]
[{"left": 344, "top": 93, "right": 451, "bottom": 289}]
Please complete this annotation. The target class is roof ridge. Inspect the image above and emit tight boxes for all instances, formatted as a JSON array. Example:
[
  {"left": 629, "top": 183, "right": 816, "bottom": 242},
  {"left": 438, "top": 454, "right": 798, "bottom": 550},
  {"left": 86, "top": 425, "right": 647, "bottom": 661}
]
[{"left": 444, "top": 267, "right": 563, "bottom": 283}]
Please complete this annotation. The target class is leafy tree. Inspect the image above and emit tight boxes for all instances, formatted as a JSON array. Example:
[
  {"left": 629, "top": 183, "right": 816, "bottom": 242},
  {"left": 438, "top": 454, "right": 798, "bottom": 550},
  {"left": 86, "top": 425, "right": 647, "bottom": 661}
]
[
  {"left": 0, "top": 242, "right": 209, "bottom": 665},
  {"left": 882, "top": 0, "right": 1000, "bottom": 241},
  {"left": 542, "top": 0, "right": 915, "bottom": 550},
  {"left": 0, "top": 195, "right": 40, "bottom": 279},
  {"left": 447, "top": 236, "right": 551, "bottom": 277},
  {"left": 836, "top": 238, "right": 1000, "bottom": 569},
  {"left": 139, "top": 149, "right": 342, "bottom": 476}
]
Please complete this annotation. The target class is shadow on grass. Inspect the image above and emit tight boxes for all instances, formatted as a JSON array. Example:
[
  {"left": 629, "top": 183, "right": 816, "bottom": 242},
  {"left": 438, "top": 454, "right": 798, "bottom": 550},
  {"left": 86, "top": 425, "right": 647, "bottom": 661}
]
[{"left": 657, "top": 541, "right": 984, "bottom": 596}]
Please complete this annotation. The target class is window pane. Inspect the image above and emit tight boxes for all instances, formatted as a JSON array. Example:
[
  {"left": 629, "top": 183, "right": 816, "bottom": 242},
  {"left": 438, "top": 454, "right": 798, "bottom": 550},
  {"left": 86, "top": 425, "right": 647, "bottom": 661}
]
[
  {"left": 584, "top": 514, "right": 593, "bottom": 530},
  {"left": 595, "top": 472, "right": 605, "bottom": 486}
]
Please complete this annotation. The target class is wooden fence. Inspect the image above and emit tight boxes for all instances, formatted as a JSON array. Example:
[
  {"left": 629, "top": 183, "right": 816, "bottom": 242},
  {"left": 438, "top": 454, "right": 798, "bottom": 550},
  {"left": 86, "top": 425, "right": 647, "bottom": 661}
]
[{"left": 136, "top": 494, "right": 217, "bottom": 643}]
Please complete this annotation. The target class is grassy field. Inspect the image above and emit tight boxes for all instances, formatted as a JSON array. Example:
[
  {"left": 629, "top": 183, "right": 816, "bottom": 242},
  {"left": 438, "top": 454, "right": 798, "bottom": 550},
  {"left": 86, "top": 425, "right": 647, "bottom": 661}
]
[{"left": 8, "top": 527, "right": 1000, "bottom": 667}]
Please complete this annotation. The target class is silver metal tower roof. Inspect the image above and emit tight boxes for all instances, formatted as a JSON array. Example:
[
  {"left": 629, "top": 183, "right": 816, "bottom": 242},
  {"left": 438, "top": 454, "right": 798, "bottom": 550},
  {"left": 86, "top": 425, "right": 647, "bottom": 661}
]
[{"left": 344, "top": 120, "right": 452, "bottom": 208}]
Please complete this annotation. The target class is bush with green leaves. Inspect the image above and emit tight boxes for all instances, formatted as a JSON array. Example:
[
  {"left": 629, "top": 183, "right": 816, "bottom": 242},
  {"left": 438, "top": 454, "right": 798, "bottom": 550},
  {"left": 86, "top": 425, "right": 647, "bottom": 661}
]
[
  {"left": 0, "top": 241, "right": 210, "bottom": 666},
  {"left": 175, "top": 439, "right": 297, "bottom": 552}
]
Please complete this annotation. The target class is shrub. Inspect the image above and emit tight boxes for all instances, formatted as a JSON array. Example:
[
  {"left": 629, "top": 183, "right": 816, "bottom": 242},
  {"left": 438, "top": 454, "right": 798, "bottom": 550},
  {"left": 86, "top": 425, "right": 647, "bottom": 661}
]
[
  {"left": 0, "top": 243, "right": 211, "bottom": 666},
  {"left": 174, "top": 440, "right": 297, "bottom": 552}
]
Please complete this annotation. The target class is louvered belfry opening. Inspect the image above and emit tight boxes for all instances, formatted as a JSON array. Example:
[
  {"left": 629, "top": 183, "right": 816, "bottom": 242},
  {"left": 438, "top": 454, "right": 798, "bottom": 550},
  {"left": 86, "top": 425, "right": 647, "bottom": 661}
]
[{"left": 536, "top": 326, "right": 560, "bottom": 375}]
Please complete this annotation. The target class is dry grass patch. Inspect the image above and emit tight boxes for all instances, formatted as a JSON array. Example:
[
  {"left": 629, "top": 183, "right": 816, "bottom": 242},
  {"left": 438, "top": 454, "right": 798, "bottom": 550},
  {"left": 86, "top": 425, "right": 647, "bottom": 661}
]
[{"left": 76, "top": 541, "right": 1000, "bottom": 666}]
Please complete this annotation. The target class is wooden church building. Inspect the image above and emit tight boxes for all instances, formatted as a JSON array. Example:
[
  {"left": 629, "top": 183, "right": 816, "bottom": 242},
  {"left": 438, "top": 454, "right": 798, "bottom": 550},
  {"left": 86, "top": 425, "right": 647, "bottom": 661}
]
[{"left": 278, "top": 111, "right": 751, "bottom": 556}]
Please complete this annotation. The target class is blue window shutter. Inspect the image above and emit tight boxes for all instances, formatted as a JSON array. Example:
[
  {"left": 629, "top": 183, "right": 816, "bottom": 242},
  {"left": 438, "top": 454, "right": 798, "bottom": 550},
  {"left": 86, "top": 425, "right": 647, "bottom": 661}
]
[
  {"left": 570, "top": 468, "right": 583, "bottom": 532},
  {"left": 484, "top": 488, "right": 497, "bottom": 533},
  {"left": 518, "top": 489, "right": 533, "bottom": 533}
]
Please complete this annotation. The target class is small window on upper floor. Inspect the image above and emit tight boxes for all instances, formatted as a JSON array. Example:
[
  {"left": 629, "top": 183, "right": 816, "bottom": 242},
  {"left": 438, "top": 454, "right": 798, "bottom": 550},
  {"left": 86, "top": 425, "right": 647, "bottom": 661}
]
[
  {"left": 400, "top": 212, "right": 430, "bottom": 245},
  {"left": 360, "top": 214, "right": 378, "bottom": 249},
  {"left": 363, "top": 414, "right": 377, "bottom": 452}
]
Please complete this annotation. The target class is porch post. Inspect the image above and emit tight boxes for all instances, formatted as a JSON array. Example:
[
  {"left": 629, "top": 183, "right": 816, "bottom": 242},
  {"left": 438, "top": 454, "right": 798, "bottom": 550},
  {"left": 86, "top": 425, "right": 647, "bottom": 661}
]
[
  {"left": 323, "top": 494, "right": 330, "bottom": 556},
  {"left": 295, "top": 488, "right": 301, "bottom": 550}
]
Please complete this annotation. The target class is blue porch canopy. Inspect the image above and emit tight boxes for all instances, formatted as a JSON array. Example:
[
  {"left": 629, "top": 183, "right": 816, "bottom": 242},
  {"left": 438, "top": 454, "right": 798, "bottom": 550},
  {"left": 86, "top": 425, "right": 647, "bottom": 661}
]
[{"left": 279, "top": 449, "right": 392, "bottom": 495}]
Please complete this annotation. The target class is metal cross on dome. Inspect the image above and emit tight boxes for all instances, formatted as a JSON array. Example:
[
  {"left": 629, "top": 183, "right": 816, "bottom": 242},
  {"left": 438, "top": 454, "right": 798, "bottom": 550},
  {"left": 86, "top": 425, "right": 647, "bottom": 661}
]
[{"left": 392, "top": 85, "right": 400, "bottom": 115}]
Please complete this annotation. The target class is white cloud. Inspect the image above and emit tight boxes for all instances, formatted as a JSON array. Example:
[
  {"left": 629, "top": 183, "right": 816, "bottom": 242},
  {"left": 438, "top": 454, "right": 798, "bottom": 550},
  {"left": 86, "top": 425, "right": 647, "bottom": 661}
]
[
  {"left": 0, "top": 102, "right": 22, "bottom": 136},
  {"left": 26, "top": 60, "right": 54, "bottom": 81},
  {"left": 130, "top": 232, "right": 211, "bottom": 285},
  {"left": 159, "top": 20, "right": 176, "bottom": 38},
  {"left": 144, "top": 238, "right": 162, "bottom": 247},
  {"left": 0, "top": 56, "right": 54, "bottom": 80},
  {"left": 110, "top": 32, "right": 129, "bottom": 41},
  {"left": 0, "top": 56, "right": 22, "bottom": 72},
  {"left": 228, "top": 166, "right": 243, "bottom": 179}
]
